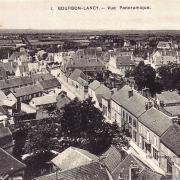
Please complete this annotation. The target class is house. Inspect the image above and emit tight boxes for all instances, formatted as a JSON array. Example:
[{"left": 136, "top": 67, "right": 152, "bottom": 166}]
[
  {"left": 39, "top": 78, "right": 61, "bottom": 93},
  {"left": 0, "top": 126, "right": 14, "bottom": 154},
  {"left": 101, "top": 145, "right": 127, "bottom": 175},
  {"left": 0, "top": 62, "right": 18, "bottom": 76},
  {"left": 14, "top": 62, "right": 29, "bottom": 77},
  {"left": 101, "top": 88, "right": 117, "bottom": 120},
  {"left": 9, "top": 84, "right": 43, "bottom": 105},
  {"left": 0, "top": 90, "right": 17, "bottom": 116},
  {"left": 34, "top": 161, "right": 111, "bottom": 180},
  {"left": 108, "top": 55, "right": 135, "bottom": 76},
  {"left": 51, "top": 146, "right": 99, "bottom": 171},
  {"left": 68, "top": 69, "right": 88, "bottom": 99},
  {"left": 66, "top": 57, "right": 106, "bottom": 73},
  {"left": 88, "top": 80, "right": 111, "bottom": 108},
  {"left": 56, "top": 91, "right": 71, "bottom": 111},
  {"left": 160, "top": 124, "right": 180, "bottom": 179},
  {"left": 0, "top": 76, "right": 33, "bottom": 91},
  {"left": 30, "top": 73, "right": 54, "bottom": 83},
  {"left": 149, "top": 50, "right": 179, "bottom": 69},
  {"left": 29, "top": 94, "right": 58, "bottom": 110},
  {"left": 9, "top": 51, "right": 32, "bottom": 64},
  {"left": 111, "top": 85, "right": 149, "bottom": 128},
  {"left": 138, "top": 107, "right": 172, "bottom": 166},
  {"left": 157, "top": 41, "right": 171, "bottom": 50},
  {"left": 112, "top": 153, "right": 163, "bottom": 180},
  {"left": 155, "top": 91, "right": 180, "bottom": 116},
  {"left": 0, "top": 148, "right": 26, "bottom": 180}
]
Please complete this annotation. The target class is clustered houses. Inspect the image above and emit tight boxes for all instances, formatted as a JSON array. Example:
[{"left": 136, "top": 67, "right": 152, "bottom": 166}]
[{"left": 108, "top": 85, "right": 180, "bottom": 179}]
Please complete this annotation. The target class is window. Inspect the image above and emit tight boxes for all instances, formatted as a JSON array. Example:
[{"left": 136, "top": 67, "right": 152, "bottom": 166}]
[
  {"left": 122, "top": 110, "right": 125, "bottom": 120},
  {"left": 140, "top": 125, "right": 143, "bottom": 134},
  {"left": 153, "top": 136, "right": 157, "bottom": 147},
  {"left": 153, "top": 148, "right": 158, "bottom": 160},
  {"left": 146, "top": 131, "right": 150, "bottom": 142},
  {"left": 126, "top": 113, "right": 128, "bottom": 121},
  {"left": 129, "top": 116, "right": 132, "bottom": 125},
  {"left": 167, "top": 159, "right": 173, "bottom": 174},
  {"left": 133, "top": 130, "right": 137, "bottom": 142},
  {"left": 133, "top": 119, "right": 137, "bottom": 128}
]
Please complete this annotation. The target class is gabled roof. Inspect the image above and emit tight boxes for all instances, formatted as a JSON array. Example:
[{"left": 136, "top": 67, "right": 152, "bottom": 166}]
[
  {"left": 56, "top": 94, "right": 71, "bottom": 110},
  {"left": 101, "top": 145, "right": 126, "bottom": 173},
  {"left": 67, "top": 58, "right": 105, "bottom": 69},
  {"left": 156, "top": 91, "right": 180, "bottom": 104},
  {"left": 0, "top": 127, "right": 13, "bottom": 148},
  {"left": 0, "top": 76, "right": 33, "bottom": 90},
  {"left": 10, "top": 84, "right": 43, "bottom": 97},
  {"left": 111, "top": 85, "right": 132, "bottom": 105},
  {"left": 112, "top": 85, "right": 148, "bottom": 117},
  {"left": 161, "top": 124, "right": 180, "bottom": 157},
  {"left": 31, "top": 73, "right": 54, "bottom": 82},
  {"left": 51, "top": 146, "right": 98, "bottom": 171},
  {"left": 30, "top": 94, "right": 58, "bottom": 106},
  {"left": 138, "top": 107, "right": 172, "bottom": 136},
  {"left": 112, "top": 154, "right": 163, "bottom": 180},
  {"left": 39, "top": 78, "right": 61, "bottom": 90},
  {"left": 88, "top": 80, "right": 101, "bottom": 91},
  {"left": 116, "top": 56, "right": 135, "bottom": 67},
  {"left": 69, "top": 69, "right": 88, "bottom": 86},
  {"left": 0, "top": 148, "right": 26, "bottom": 176},
  {"left": 34, "top": 162, "right": 110, "bottom": 180}
]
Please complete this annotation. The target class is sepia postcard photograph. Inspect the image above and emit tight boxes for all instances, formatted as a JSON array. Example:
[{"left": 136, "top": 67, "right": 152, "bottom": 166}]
[{"left": 0, "top": 0, "right": 180, "bottom": 179}]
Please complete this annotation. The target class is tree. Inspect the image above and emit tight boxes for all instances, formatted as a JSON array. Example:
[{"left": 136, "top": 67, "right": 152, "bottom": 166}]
[
  {"left": 133, "top": 61, "right": 157, "bottom": 95},
  {"left": 25, "top": 121, "right": 58, "bottom": 154},
  {"left": 157, "top": 64, "right": 180, "bottom": 93}
]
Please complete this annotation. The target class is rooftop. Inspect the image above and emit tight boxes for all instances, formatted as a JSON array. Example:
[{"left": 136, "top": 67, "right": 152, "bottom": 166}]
[
  {"left": 51, "top": 146, "right": 98, "bottom": 171},
  {"left": 0, "top": 148, "right": 26, "bottom": 176},
  {"left": 138, "top": 107, "right": 172, "bottom": 136},
  {"left": 39, "top": 78, "right": 61, "bottom": 90},
  {"left": 10, "top": 84, "right": 43, "bottom": 97},
  {"left": 161, "top": 123, "right": 180, "bottom": 157},
  {"left": 156, "top": 91, "right": 180, "bottom": 105},
  {"left": 34, "top": 162, "right": 110, "bottom": 180}
]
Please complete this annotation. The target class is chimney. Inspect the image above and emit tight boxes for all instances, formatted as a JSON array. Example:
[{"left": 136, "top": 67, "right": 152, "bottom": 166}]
[
  {"left": 128, "top": 90, "right": 133, "bottom": 98},
  {"left": 145, "top": 101, "right": 153, "bottom": 111}
]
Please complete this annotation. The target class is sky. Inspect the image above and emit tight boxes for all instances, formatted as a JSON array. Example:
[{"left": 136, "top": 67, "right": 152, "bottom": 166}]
[{"left": 0, "top": 0, "right": 180, "bottom": 30}]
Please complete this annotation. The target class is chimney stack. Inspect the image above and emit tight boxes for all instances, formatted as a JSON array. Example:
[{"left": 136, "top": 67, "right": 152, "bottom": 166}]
[{"left": 128, "top": 90, "right": 133, "bottom": 98}]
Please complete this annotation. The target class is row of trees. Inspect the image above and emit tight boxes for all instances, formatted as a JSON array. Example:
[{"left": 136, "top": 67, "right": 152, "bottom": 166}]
[{"left": 126, "top": 61, "right": 180, "bottom": 96}]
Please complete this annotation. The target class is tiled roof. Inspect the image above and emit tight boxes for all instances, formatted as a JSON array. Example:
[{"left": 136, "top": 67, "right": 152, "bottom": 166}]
[
  {"left": 10, "top": 84, "right": 43, "bottom": 97},
  {"left": 0, "top": 148, "right": 26, "bottom": 176},
  {"left": 39, "top": 78, "right": 61, "bottom": 90},
  {"left": 31, "top": 73, "right": 54, "bottom": 82},
  {"left": 156, "top": 91, "right": 180, "bottom": 104},
  {"left": 51, "top": 146, "right": 98, "bottom": 171},
  {"left": 69, "top": 69, "right": 88, "bottom": 86},
  {"left": 138, "top": 107, "right": 172, "bottom": 136},
  {"left": 111, "top": 85, "right": 132, "bottom": 105},
  {"left": 161, "top": 124, "right": 180, "bottom": 157},
  {"left": 0, "top": 127, "right": 12, "bottom": 148},
  {"left": 116, "top": 56, "right": 135, "bottom": 67},
  {"left": 0, "top": 76, "right": 33, "bottom": 90},
  {"left": 101, "top": 145, "right": 126, "bottom": 173},
  {"left": 30, "top": 94, "right": 58, "bottom": 106},
  {"left": 34, "top": 162, "right": 110, "bottom": 180},
  {"left": 67, "top": 58, "right": 105, "bottom": 68},
  {"left": 56, "top": 95, "right": 71, "bottom": 110},
  {"left": 112, "top": 85, "right": 148, "bottom": 117},
  {"left": 163, "top": 106, "right": 180, "bottom": 116},
  {"left": 112, "top": 154, "right": 163, "bottom": 180},
  {"left": 88, "top": 80, "right": 101, "bottom": 91}
]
